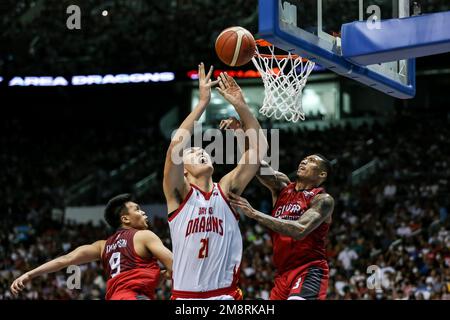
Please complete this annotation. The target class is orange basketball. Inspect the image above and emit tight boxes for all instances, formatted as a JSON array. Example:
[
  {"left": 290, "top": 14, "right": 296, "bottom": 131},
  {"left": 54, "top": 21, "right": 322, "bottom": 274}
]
[{"left": 215, "top": 27, "right": 256, "bottom": 67}]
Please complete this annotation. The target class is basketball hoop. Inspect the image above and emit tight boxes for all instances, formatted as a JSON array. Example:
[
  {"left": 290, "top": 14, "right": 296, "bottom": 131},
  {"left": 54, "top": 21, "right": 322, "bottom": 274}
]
[{"left": 252, "top": 39, "right": 315, "bottom": 122}]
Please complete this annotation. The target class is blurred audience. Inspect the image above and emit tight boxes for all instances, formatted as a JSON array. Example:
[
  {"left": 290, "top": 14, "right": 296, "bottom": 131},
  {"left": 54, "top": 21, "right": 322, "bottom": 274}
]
[
  {"left": 2, "top": 0, "right": 448, "bottom": 75},
  {"left": 1, "top": 108, "right": 449, "bottom": 300},
  {"left": 0, "top": 0, "right": 258, "bottom": 75}
]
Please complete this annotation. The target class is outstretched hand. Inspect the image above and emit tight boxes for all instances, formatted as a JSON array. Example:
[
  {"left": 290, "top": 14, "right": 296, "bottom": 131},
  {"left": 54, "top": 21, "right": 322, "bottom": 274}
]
[
  {"left": 10, "top": 273, "right": 31, "bottom": 296},
  {"left": 198, "top": 63, "right": 220, "bottom": 104},
  {"left": 216, "top": 72, "right": 246, "bottom": 107},
  {"left": 228, "top": 192, "right": 257, "bottom": 219}
]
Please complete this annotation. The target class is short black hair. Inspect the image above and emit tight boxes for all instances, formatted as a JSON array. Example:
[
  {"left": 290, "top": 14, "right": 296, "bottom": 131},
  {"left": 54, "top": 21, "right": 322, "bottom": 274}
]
[
  {"left": 313, "top": 153, "right": 332, "bottom": 181},
  {"left": 104, "top": 193, "right": 132, "bottom": 229}
]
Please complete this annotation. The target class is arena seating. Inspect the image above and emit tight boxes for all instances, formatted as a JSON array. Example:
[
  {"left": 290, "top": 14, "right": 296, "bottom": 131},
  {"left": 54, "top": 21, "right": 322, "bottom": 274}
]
[{"left": 1, "top": 109, "right": 448, "bottom": 300}]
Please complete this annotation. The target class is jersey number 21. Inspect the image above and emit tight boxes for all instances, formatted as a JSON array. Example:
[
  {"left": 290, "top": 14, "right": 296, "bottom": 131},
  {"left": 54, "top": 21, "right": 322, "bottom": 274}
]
[{"left": 198, "top": 238, "right": 209, "bottom": 259}]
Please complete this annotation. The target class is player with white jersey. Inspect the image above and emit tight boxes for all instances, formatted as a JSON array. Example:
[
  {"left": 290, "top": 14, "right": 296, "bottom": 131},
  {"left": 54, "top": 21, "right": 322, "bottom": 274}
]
[
  {"left": 164, "top": 63, "right": 267, "bottom": 299},
  {"left": 168, "top": 183, "right": 242, "bottom": 299}
]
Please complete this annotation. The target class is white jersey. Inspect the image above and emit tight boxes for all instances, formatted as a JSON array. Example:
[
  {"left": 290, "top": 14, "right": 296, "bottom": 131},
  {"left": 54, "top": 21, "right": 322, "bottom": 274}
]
[{"left": 168, "top": 183, "right": 242, "bottom": 298}]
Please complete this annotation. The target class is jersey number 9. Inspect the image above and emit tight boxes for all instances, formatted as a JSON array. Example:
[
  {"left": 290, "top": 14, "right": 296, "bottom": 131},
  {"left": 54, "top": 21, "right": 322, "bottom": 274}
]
[{"left": 109, "top": 252, "right": 121, "bottom": 278}]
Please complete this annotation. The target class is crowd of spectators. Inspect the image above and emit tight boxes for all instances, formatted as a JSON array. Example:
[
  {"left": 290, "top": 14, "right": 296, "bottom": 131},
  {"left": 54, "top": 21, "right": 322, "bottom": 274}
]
[
  {"left": 238, "top": 109, "right": 450, "bottom": 300},
  {"left": 1, "top": 106, "right": 449, "bottom": 300},
  {"left": 1, "top": 0, "right": 449, "bottom": 301},
  {"left": 1, "top": 0, "right": 258, "bottom": 76},
  {"left": 2, "top": 0, "right": 449, "bottom": 76}
]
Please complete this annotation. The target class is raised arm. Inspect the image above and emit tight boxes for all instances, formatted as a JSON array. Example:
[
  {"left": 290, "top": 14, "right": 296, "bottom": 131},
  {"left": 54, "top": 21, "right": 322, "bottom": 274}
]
[
  {"left": 217, "top": 73, "right": 268, "bottom": 195},
  {"left": 10, "top": 240, "right": 104, "bottom": 296},
  {"left": 163, "top": 63, "right": 219, "bottom": 212},
  {"left": 257, "top": 160, "right": 290, "bottom": 204},
  {"left": 228, "top": 192, "right": 334, "bottom": 240},
  {"left": 220, "top": 117, "right": 289, "bottom": 203}
]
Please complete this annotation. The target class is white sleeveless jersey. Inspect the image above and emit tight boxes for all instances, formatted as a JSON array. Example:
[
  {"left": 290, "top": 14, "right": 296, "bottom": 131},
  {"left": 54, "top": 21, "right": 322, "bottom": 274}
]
[{"left": 168, "top": 183, "right": 242, "bottom": 294}]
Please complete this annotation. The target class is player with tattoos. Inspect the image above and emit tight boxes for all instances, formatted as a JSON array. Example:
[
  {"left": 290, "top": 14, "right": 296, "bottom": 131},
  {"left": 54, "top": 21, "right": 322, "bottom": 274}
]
[{"left": 222, "top": 117, "right": 334, "bottom": 300}]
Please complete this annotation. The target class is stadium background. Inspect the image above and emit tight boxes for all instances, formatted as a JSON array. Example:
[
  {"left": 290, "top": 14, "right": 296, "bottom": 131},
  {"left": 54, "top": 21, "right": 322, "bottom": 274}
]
[{"left": 1, "top": 0, "right": 449, "bottom": 300}]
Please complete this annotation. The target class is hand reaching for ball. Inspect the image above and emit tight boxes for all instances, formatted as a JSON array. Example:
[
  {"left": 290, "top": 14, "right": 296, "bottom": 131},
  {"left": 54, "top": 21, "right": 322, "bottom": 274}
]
[
  {"left": 219, "top": 116, "right": 242, "bottom": 130},
  {"left": 216, "top": 72, "right": 246, "bottom": 108},
  {"left": 198, "top": 63, "right": 220, "bottom": 105}
]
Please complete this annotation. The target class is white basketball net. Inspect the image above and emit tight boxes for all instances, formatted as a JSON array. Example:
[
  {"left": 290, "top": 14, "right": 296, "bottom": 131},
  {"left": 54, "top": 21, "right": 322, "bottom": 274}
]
[{"left": 252, "top": 45, "right": 315, "bottom": 122}]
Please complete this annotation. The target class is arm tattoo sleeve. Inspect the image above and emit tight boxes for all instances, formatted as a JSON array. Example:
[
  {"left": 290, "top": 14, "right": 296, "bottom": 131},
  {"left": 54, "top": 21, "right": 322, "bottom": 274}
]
[{"left": 251, "top": 194, "right": 334, "bottom": 240}]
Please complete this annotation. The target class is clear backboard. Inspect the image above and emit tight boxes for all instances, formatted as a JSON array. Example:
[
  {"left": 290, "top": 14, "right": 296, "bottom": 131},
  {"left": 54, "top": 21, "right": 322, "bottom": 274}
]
[{"left": 258, "top": 0, "right": 416, "bottom": 98}]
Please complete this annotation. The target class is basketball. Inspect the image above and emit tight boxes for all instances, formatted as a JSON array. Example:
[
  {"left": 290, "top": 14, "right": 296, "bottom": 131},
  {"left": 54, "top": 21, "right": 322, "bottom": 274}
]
[{"left": 215, "top": 26, "right": 256, "bottom": 67}]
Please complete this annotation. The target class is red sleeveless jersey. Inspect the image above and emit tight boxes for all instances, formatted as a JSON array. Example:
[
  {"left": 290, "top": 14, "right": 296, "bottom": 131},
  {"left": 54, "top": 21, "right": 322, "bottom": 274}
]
[
  {"left": 101, "top": 228, "right": 160, "bottom": 299},
  {"left": 271, "top": 183, "right": 330, "bottom": 274}
]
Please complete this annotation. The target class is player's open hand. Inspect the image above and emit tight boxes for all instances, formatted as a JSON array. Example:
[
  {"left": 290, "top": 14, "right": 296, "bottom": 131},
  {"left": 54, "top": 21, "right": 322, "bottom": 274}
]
[
  {"left": 228, "top": 192, "right": 256, "bottom": 219},
  {"left": 10, "top": 273, "right": 31, "bottom": 296},
  {"left": 216, "top": 72, "right": 246, "bottom": 107},
  {"left": 198, "top": 63, "right": 220, "bottom": 105},
  {"left": 219, "top": 116, "right": 242, "bottom": 130}
]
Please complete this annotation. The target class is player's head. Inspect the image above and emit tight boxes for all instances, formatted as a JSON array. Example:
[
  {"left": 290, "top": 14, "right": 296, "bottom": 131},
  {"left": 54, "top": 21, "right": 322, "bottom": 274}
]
[
  {"left": 104, "top": 193, "right": 148, "bottom": 230},
  {"left": 183, "top": 147, "right": 214, "bottom": 179},
  {"left": 296, "top": 154, "right": 331, "bottom": 186}
]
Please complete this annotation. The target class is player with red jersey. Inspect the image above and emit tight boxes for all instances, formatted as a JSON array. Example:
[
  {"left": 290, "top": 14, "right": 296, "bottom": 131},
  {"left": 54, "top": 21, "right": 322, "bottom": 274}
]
[
  {"left": 228, "top": 152, "right": 334, "bottom": 300},
  {"left": 11, "top": 194, "right": 172, "bottom": 300}
]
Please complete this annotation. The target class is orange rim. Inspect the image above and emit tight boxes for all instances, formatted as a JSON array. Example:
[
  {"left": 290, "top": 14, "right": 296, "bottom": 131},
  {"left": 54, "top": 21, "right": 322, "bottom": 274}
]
[
  {"left": 255, "top": 39, "right": 308, "bottom": 62},
  {"left": 255, "top": 39, "right": 274, "bottom": 47}
]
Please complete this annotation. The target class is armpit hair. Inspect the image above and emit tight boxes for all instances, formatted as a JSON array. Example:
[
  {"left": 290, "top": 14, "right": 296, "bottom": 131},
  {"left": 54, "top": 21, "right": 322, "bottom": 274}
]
[
  {"left": 230, "top": 186, "right": 240, "bottom": 194},
  {"left": 173, "top": 188, "right": 183, "bottom": 204}
]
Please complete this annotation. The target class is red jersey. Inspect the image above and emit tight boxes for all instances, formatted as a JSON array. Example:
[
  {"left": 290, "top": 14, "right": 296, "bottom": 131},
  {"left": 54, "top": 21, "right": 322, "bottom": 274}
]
[
  {"left": 101, "top": 228, "right": 160, "bottom": 300},
  {"left": 271, "top": 183, "right": 330, "bottom": 274}
]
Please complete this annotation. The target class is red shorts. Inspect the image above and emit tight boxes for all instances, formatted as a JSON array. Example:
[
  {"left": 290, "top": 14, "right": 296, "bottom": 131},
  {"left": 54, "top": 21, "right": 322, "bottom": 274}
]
[
  {"left": 270, "top": 260, "right": 329, "bottom": 300},
  {"left": 108, "top": 290, "right": 152, "bottom": 300}
]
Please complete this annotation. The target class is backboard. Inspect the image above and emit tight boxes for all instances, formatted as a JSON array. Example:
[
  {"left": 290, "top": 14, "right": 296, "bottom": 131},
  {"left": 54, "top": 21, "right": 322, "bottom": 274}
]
[{"left": 258, "top": 0, "right": 416, "bottom": 98}]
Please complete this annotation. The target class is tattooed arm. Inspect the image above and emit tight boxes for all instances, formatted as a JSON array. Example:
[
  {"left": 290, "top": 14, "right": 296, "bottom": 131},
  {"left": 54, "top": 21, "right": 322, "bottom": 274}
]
[
  {"left": 228, "top": 192, "right": 334, "bottom": 240},
  {"left": 257, "top": 160, "right": 291, "bottom": 205}
]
